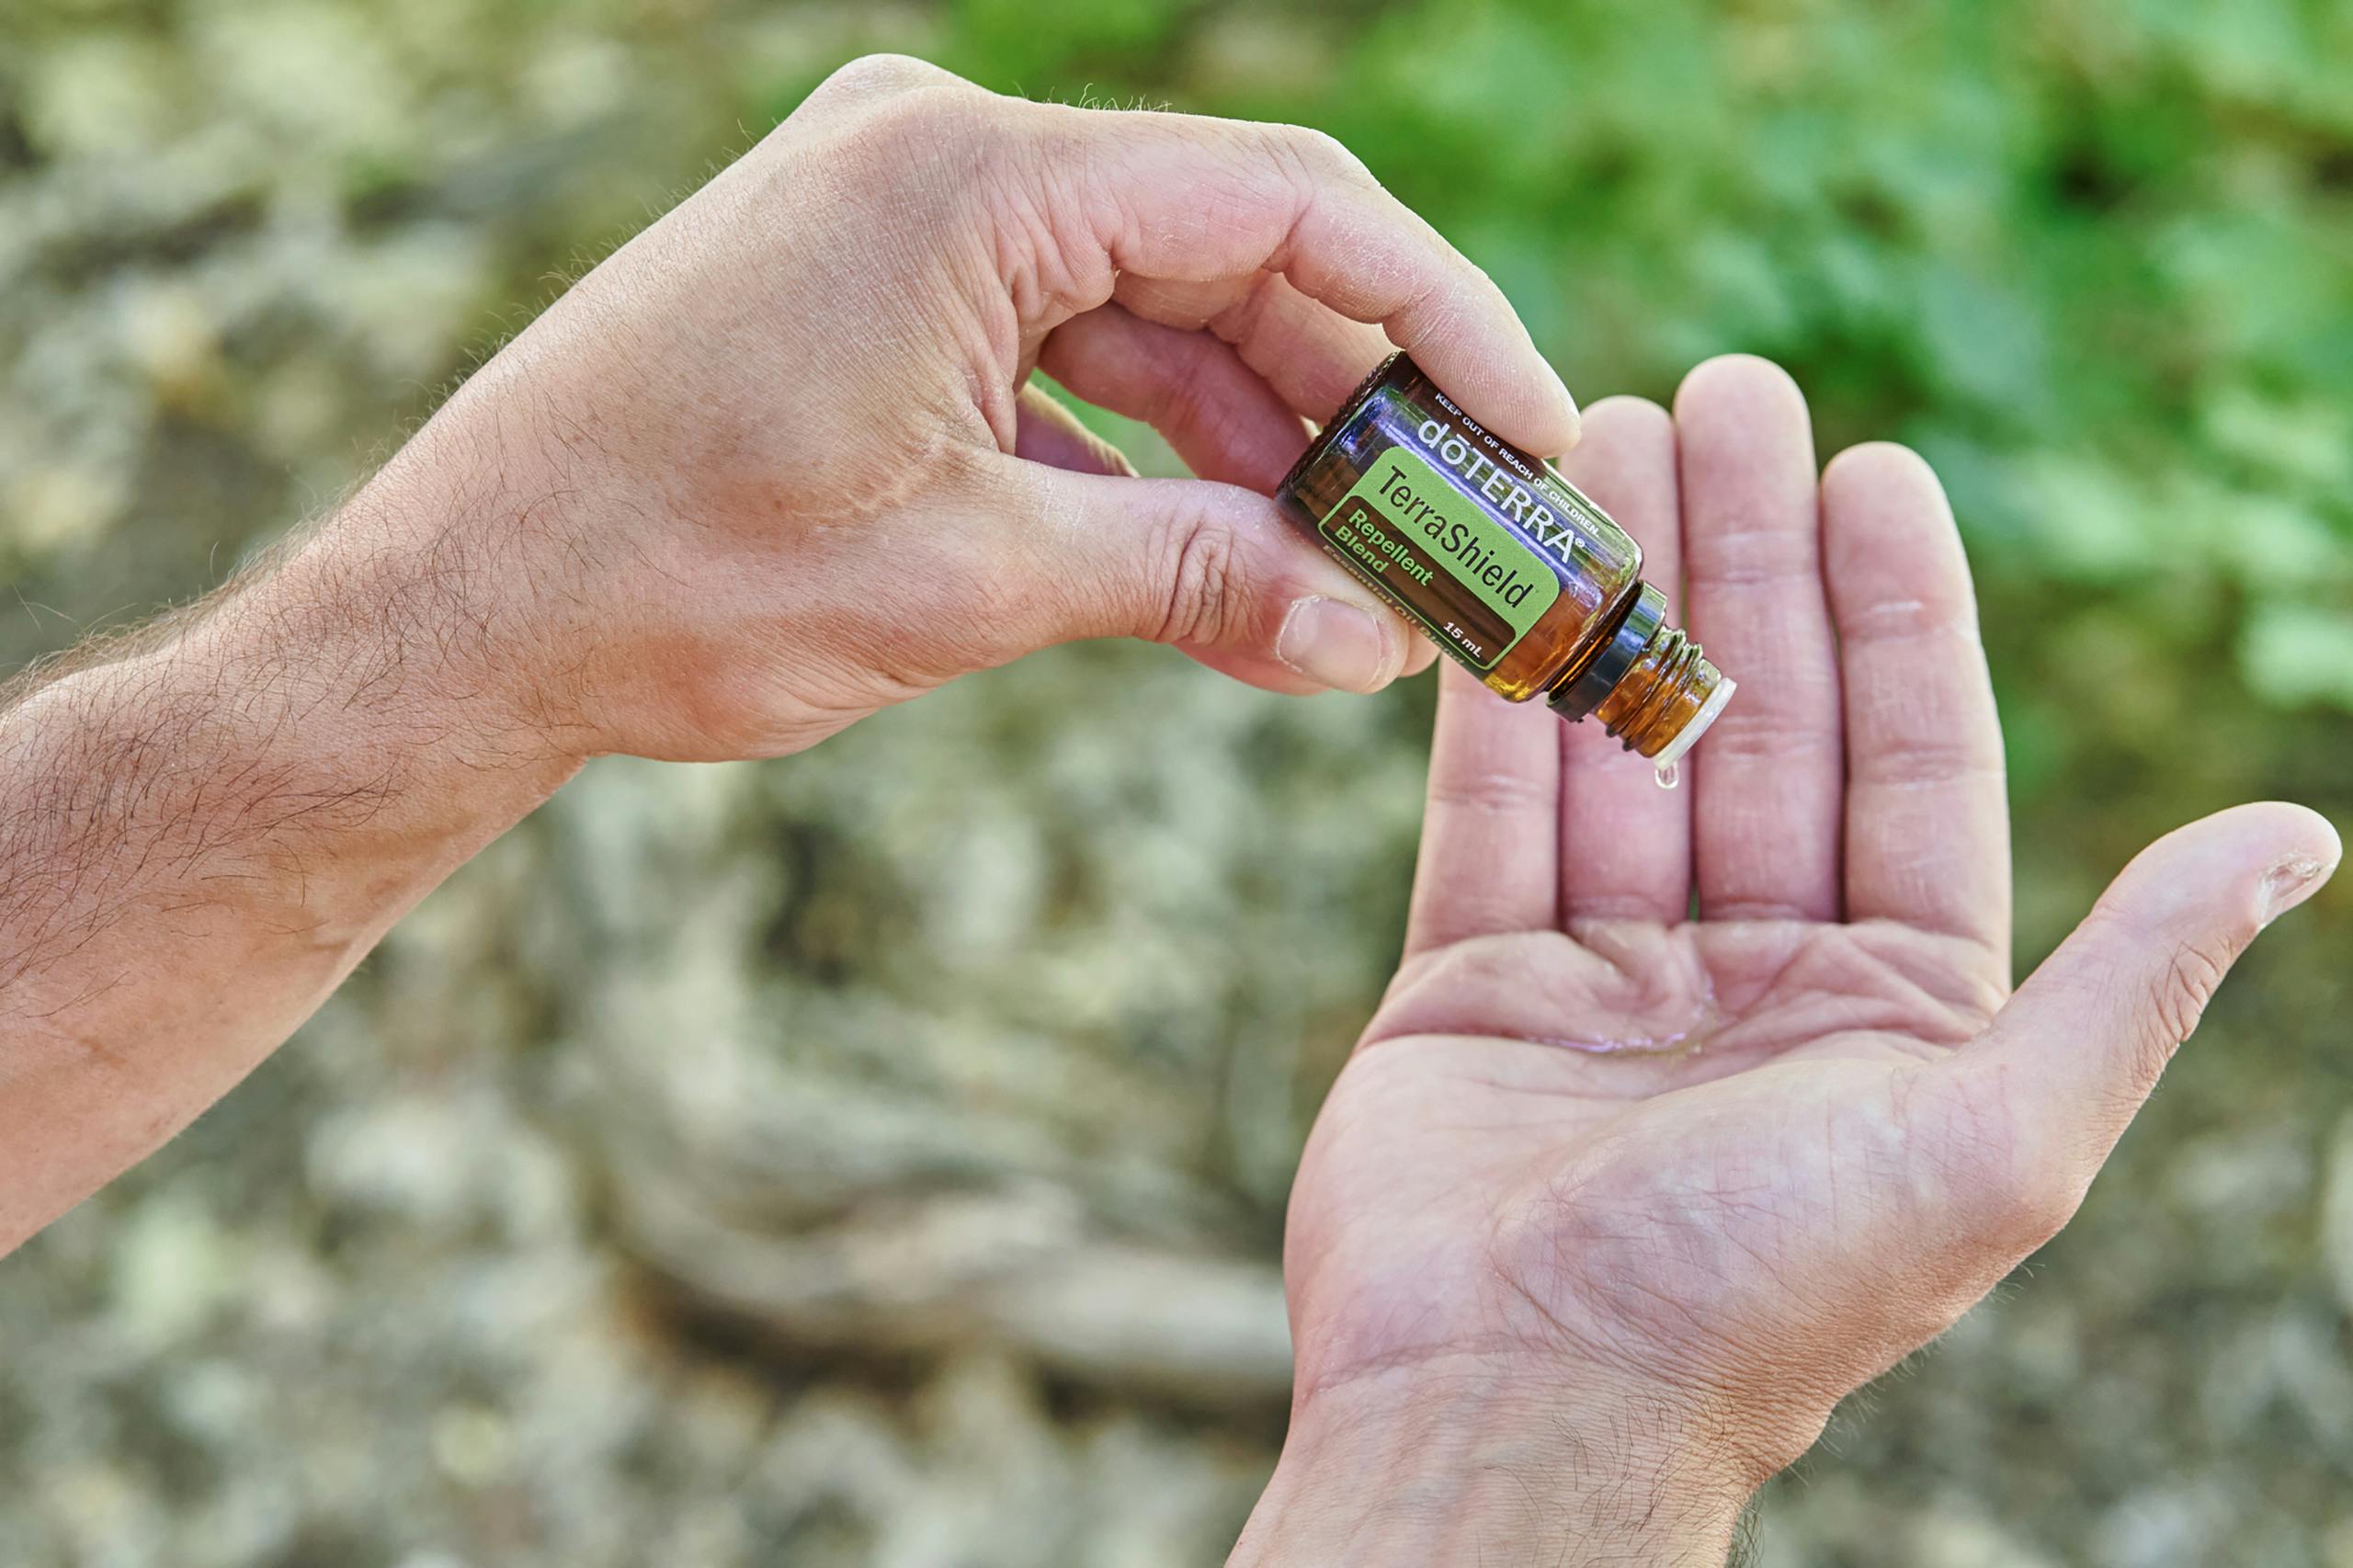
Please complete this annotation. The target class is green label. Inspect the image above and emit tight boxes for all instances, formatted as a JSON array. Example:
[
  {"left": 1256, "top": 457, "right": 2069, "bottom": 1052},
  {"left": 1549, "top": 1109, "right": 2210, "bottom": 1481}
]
[{"left": 1317, "top": 447, "right": 1561, "bottom": 671}]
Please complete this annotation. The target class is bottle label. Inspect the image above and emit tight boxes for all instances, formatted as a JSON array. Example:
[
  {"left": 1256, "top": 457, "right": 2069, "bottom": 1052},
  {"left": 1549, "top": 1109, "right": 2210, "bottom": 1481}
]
[{"left": 1316, "top": 446, "right": 1562, "bottom": 671}]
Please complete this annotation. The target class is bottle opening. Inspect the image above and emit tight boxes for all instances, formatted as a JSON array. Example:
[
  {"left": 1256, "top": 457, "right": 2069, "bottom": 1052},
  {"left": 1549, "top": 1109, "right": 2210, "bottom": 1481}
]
[{"left": 1647, "top": 676, "right": 1734, "bottom": 778}]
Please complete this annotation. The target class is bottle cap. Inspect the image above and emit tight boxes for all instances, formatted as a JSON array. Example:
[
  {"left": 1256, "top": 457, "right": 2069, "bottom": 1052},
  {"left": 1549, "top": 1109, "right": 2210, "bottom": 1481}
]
[{"left": 1548, "top": 583, "right": 1667, "bottom": 722}]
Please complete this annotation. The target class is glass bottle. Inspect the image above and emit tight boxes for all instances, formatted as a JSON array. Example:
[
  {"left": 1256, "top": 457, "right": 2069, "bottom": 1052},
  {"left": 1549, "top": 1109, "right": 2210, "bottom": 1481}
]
[{"left": 1276, "top": 353, "right": 1733, "bottom": 772}]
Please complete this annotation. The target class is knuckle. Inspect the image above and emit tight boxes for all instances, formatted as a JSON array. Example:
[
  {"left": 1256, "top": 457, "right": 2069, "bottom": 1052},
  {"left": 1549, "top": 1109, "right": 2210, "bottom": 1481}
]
[
  {"left": 1151, "top": 506, "right": 1249, "bottom": 647},
  {"left": 1698, "top": 704, "right": 1838, "bottom": 765},
  {"left": 1680, "top": 509, "right": 1824, "bottom": 585},
  {"left": 1395, "top": 271, "right": 1464, "bottom": 341},
  {"left": 1854, "top": 733, "right": 2001, "bottom": 790},
  {"left": 845, "top": 84, "right": 986, "bottom": 158},
  {"left": 807, "top": 52, "right": 962, "bottom": 110},
  {"left": 1427, "top": 767, "right": 1555, "bottom": 817},
  {"left": 795, "top": 59, "right": 997, "bottom": 176},
  {"left": 2149, "top": 936, "right": 2231, "bottom": 1052},
  {"left": 1268, "top": 123, "right": 1372, "bottom": 190}
]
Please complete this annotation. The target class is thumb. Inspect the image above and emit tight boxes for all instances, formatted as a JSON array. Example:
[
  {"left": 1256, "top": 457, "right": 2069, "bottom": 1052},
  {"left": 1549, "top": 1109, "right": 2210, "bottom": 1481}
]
[
  {"left": 1006, "top": 460, "right": 1418, "bottom": 695},
  {"left": 1965, "top": 801, "right": 2339, "bottom": 1175}
]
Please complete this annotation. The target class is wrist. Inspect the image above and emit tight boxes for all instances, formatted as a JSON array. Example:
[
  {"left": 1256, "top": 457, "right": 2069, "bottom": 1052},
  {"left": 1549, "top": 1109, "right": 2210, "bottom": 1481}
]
[
  {"left": 96, "top": 457, "right": 590, "bottom": 927},
  {"left": 105, "top": 511, "right": 581, "bottom": 906},
  {"left": 1231, "top": 1359, "right": 1756, "bottom": 1568},
  {"left": 322, "top": 421, "right": 601, "bottom": 767},
  {"left": 362, "top": 366, "right": 758, "bottom": 766}
]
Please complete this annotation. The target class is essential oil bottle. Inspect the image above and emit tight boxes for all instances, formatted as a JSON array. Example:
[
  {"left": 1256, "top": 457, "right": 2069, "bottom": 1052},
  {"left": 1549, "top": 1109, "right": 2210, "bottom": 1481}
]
[{"left": 1276, "top": 353, "right": 1733, "bottom": 775}]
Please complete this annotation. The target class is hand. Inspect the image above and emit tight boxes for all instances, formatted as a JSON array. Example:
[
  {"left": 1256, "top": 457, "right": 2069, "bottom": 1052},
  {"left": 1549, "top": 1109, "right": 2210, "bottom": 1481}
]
[
  {"left": 363, "top": 52, "right": 1594, "bottom": 764},
  {"left": 1232, "top": 358, "right": 2341, "bottom": 1565},
  {"left": 0, "top": 55, "right": 1579, "bottom": 1249}
]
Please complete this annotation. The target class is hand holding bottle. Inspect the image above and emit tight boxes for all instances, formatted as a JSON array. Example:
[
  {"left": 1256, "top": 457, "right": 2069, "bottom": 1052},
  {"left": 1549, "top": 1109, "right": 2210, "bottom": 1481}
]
[
  {"left": 354, "top": 52, "right": 1608, "bottom": 764},
  {"left": 0, "top": 54, "right": 1581, "bottom": 1250}
]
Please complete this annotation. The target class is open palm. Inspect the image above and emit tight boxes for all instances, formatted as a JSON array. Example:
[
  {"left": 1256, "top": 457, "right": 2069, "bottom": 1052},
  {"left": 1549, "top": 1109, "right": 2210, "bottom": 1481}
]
[{"left": 1276, "top": 358, "right": 2340, "bottom": 1505}]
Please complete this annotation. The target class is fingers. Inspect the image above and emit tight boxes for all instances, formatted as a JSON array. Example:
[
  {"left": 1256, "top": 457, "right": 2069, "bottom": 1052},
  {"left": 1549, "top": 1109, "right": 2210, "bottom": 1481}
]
[
  {"left": 1111, "top": 270, "right": 1397, "bottom": 422},
  {"left": 1821, "top": 444, "right": 2008, "bottom": 963},
  {"left": 1404, "top": 663, "right": 1561, "bottom": 958},
  {"left": 1038, "top": 305, "right": 1308, "bottom": 491},
  {"left": 1552, "top": 397, "right": 1692, "bottom": 925},
  {"left": 1040, "top": 108, "right": 1579, "bottom": 454},
  {"left": 1035, "top": 310, "right": 1438, "bottom": 691},
  {"left": 1677, "top": 357, "right": 1843, "bottom": 922},
  {"left": 1961, "top": 803, "right": 2339, "bottom": 1186},
  {"left": 1013, "top": 383, "right": 1136, "bottom": 477},
  {"left": 1000, "top": 459, "right": 1415, "bottom": 695}
]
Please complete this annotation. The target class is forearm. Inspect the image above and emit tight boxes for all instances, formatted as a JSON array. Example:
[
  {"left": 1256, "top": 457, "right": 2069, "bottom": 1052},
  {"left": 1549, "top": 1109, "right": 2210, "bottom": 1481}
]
[
  {"left": 1229, "top": 1364, "right": 1754, "bottom": 1568},
  {"left": 0, "top": 461, "right": 579, "bottom": 1253}
]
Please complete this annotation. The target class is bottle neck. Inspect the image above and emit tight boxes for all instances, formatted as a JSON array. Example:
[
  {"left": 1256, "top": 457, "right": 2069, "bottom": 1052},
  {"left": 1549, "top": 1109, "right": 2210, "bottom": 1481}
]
[
  {"left": 1546, "top": 581, "right": 1733, "bottom": 765},
  {"left": 1590, "top": 626, "right": 1734, "bottom": 766}
]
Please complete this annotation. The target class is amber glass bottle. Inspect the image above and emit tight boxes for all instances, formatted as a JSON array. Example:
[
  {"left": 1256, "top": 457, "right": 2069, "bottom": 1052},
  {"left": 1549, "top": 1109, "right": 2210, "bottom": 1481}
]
[{"left": 1277, "top": 354, "right": 1733, "bottom": 770}]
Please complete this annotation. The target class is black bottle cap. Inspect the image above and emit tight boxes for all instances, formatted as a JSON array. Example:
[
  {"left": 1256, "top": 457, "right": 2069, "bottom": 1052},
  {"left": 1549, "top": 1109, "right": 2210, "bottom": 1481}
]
[{"left": 1548, "top": 582, "right": 1665, "bottom": 722}]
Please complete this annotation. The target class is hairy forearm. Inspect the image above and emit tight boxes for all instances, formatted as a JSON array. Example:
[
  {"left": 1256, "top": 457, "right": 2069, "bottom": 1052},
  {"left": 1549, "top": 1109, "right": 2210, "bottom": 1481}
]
[
  {"left": 0, "top": 461, "right": 579, "bottom": 1252},
  {"left": 1229, "top": 1363, "right": 1754, "bottom": 1568}
]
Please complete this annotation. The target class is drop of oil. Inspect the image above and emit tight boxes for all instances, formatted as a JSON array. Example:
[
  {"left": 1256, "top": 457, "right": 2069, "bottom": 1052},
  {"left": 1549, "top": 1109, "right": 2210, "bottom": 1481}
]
[{"left": 1654, "top": 760, "right": 1680, "bottom": 790}]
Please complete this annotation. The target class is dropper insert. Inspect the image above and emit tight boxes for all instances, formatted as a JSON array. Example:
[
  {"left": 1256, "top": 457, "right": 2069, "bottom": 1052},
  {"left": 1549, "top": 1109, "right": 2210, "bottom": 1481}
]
[{"left": 1648, "top": 676, "right": 1735, "bottom": 774}]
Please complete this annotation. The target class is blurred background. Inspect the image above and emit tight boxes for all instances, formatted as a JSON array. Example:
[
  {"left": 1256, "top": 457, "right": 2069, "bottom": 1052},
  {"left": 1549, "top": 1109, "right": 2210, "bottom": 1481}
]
[{"left": 2, "top": 0, "right": 2350, "bottom": 1562}]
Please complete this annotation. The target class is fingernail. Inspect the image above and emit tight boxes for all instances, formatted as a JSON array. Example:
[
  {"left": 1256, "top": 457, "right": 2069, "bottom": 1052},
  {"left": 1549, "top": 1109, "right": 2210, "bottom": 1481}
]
[
  {"left": 1276, "top": 597, "right": 1394, "bottom": 693},
  {"left": 2257, "top": 852, "right": 2337, "bottom": 927}
]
